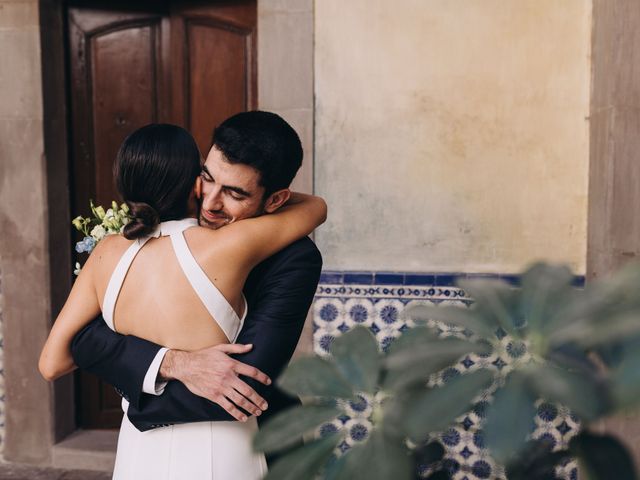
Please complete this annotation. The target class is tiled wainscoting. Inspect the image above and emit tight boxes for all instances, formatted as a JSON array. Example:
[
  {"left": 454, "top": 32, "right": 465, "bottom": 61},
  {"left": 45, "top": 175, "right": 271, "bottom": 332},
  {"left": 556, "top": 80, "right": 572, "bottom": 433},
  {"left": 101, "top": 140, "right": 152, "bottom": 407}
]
[{"left": 313, "top": 271, "right": 584, "bottom": 480}]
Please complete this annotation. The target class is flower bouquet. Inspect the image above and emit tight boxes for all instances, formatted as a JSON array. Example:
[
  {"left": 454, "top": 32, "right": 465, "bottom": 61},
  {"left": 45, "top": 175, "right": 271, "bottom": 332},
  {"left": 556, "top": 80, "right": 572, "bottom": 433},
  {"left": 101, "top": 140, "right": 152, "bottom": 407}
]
[{"left": 71, "top": 200, "right": 131, "bottom": 274}]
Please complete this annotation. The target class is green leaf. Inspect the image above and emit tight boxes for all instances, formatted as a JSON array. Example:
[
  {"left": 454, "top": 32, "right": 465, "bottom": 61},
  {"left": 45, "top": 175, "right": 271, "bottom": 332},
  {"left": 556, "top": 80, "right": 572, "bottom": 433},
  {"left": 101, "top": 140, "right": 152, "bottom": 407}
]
[
  {"left": 552, "top": 312, "right": 640, "bottom": 351},
  {"left": 403, "top": 303, "right": 498, "bottom": 339},
  {"left": 278, "top": 356, "right": 355, "bottom": 400},
  {"left": 611, "top": 347, "right": 640, "bottom": 411},
  {"left": 519, "top": 262, "right": 575, "bottom": 333},
  {"left": 545, "top": 263, "right": 640, "bottom": 338},
  {"left": 393, "top": 369, "right": 494, "bottom": 441},
  {"left": 457, "top": 278, "right": 522, "bottom": 338},
  {"left": 383, "top": 336, "right": 489, "bottom": 390},
  {"left": 264, "top": 433, "right": 342, "bottom": 480},
  {"left": 325, "top": 430, "right": 413, "bottom": 480},
  {"left": 484, "top": 371, "right": 536, "bottom": 464},
  {"left": 524, "top": 364, "right": 605, "bottom": 420},
  {"left": 331, "top": 326, "right": 382, "bottom": 394},
  {"left": 385, "top": 325, "right": 440, "bottom": 355},
  {"left": 253, "top": 404, "right": 342, "bottom": 454},
  {"left": 570, "top": 431, "right": 637, "bottom": 480}
]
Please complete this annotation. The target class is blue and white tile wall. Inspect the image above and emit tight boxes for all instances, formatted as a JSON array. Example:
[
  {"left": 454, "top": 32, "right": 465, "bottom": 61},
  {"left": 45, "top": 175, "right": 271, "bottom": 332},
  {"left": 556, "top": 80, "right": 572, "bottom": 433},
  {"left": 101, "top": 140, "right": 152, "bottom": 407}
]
[{"left": 313, "top": 271, "right": 584, "bottom": 480}]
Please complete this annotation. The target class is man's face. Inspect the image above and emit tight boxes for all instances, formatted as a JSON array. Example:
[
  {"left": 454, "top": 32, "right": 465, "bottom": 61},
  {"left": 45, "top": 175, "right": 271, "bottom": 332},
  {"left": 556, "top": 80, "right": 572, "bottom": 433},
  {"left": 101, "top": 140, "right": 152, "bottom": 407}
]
[{"left": 198, "top": 146, "right": 266, "bottom": 230}]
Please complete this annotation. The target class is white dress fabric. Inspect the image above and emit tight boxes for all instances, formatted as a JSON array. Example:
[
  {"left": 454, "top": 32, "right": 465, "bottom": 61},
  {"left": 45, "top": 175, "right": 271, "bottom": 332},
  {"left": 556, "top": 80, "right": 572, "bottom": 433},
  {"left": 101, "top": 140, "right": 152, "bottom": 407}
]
[{"left": 103, "top": 218, "right": 267, "bottom": 480}]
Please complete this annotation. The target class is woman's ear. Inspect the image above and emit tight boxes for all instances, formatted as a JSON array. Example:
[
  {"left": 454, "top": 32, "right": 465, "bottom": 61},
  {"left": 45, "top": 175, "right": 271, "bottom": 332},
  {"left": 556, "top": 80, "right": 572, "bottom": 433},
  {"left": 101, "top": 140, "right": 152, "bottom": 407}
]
[
  {"left": 263, "top": 189, "right": 291, "bottom": 213},
  {"left": 194, "top": 176, "right": 203, "bottom": 200}
]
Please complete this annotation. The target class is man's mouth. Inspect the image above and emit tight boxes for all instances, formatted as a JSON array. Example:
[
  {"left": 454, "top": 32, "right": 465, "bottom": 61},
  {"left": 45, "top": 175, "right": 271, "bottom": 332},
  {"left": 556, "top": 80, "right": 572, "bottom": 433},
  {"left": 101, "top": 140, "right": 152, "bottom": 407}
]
[{"left": 201, "top": 210, "right": 230, "bottom": 224}]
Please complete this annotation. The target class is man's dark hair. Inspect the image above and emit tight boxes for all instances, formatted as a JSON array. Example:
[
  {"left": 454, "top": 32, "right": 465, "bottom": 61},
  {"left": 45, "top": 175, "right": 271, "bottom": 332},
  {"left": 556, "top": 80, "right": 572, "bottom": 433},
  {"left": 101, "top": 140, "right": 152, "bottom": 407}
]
[
  {"left": 115, "top": 123, "right": 201, "bottom": 240},
  {"left": 212, "top": 111, "right": 303, "bottom": 197}
]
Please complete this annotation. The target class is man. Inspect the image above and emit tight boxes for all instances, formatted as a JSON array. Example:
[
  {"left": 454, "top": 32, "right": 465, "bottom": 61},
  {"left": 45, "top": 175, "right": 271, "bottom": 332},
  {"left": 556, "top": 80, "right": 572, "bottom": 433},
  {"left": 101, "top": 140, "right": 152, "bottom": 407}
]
[{"left": 71, "top": 111, "right": 322, "bottom": 441}]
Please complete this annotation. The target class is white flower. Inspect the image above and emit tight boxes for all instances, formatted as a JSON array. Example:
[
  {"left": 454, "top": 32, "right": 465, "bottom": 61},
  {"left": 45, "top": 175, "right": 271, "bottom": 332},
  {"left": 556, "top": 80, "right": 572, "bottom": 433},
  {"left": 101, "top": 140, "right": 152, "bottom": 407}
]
[
  {"left": 90, "top": 224, "right": 107, "bottom": 241},
  {"left": 104, "top": 208, "right": 115, "bottom": 220},
  {"left": 74, "top": 262, "right": 82, "bottom": 276}
]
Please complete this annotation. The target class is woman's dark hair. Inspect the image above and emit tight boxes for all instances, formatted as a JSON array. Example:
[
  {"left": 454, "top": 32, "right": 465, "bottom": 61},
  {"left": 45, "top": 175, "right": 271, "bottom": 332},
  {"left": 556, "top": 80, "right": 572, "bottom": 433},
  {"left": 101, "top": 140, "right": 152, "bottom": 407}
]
[{"left": 114, "top": 124, "right": 201, "bottom": 240}]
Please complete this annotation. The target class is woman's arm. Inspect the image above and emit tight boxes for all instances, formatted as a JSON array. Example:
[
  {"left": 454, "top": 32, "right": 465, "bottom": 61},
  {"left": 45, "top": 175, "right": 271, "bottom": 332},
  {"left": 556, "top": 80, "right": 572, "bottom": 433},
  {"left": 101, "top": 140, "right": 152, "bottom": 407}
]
[
  {"left": 39, "top": 244, "right": 103, "bottom": 381},
  {"left": 217, "top": 192, "right": 327, "bottom": 272}
]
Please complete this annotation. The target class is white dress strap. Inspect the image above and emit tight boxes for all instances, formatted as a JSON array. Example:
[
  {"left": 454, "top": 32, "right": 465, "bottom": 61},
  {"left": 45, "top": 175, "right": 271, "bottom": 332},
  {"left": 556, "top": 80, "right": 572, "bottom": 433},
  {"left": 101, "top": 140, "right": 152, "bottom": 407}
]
[
  {"left": 170, "top": 230, "right": 246, "bottom": 342},
  {"left": 102, "top": 236, "right": 152, "bottom": 331}
]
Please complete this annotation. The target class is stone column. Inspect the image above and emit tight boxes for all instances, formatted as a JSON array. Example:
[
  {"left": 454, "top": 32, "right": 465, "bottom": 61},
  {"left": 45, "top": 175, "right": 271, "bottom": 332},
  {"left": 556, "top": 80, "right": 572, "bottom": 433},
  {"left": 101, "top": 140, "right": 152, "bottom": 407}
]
[
  {"left": 588, "top": 0, "right": 640, "bottom": 468},
  {"left": 0, "top": 0, "right": 54, "bottom": 464},
  {"left": 258, "top": 0, "right": 315, "bottom": 355}
]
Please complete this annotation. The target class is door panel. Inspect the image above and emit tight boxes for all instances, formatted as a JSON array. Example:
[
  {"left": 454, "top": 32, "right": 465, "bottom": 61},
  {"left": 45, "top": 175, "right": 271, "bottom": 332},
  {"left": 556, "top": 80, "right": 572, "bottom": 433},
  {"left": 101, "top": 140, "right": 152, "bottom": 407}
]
[
  {"left": 170, "top": 2, "right": 257, "bottom": 153},
  {"left": 66, "top": 0, "right": 257, "bottom": 429},
  {"left": 68, "top": 8, "right": 167, "bottom": 210},
  {"left": 91, "top": 25, "right": 163, "bottom": 203},
  {"left": 187, "top": 22, "right": 250, "bottom": 150}
]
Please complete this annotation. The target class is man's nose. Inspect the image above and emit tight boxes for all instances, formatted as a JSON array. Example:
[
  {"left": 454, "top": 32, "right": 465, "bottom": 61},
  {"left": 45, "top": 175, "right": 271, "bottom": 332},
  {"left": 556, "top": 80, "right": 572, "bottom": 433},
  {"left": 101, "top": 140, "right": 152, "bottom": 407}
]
[{"left": 203, "top": 186, "right": 223, "bottom": 211}]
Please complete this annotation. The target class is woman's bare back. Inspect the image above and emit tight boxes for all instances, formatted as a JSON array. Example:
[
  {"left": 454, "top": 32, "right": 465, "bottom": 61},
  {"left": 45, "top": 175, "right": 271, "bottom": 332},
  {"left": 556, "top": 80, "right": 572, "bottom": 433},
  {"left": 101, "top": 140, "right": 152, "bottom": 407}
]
[{"left": 93, "top": 222, "right": 247, "bottom": 351}]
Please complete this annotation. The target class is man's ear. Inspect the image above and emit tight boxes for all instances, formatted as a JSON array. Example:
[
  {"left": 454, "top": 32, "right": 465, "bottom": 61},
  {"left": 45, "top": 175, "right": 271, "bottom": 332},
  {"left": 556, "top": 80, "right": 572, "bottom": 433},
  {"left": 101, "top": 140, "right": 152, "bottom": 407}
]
[
  {"left": 194, "top": 176, "right": 203, "bottom": 200},
  {"left": 263, "top": 189, "right": 291, "bottom": 213}
]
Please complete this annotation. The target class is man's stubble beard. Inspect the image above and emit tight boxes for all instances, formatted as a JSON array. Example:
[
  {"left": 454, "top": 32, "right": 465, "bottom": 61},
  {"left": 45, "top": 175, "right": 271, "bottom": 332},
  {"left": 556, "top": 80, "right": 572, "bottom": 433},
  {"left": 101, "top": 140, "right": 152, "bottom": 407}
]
[{"left": 197, "top": 200, "right": 266, "bottom": 231}]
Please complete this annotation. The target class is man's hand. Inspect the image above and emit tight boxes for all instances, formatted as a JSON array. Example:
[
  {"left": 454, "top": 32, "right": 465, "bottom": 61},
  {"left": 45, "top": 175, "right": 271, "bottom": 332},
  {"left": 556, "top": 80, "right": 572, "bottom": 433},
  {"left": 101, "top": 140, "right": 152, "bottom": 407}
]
[{"left": 159, "top": 344, "right": 271, "bottom": 422}]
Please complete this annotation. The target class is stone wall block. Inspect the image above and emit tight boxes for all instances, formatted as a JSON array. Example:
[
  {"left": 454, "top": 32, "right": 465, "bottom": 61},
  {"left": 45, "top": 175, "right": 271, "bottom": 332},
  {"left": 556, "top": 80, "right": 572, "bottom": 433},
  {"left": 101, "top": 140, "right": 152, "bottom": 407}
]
[{"left": 258, "top": 10, "right": 313, "bottom": 110}]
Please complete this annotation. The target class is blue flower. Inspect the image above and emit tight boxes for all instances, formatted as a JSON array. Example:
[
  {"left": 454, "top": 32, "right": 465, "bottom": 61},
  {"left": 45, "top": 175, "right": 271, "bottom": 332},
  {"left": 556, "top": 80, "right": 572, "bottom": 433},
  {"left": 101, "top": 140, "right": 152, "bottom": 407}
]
[{"left": 75, "top": 236, "right": 96, "bottom": 253}]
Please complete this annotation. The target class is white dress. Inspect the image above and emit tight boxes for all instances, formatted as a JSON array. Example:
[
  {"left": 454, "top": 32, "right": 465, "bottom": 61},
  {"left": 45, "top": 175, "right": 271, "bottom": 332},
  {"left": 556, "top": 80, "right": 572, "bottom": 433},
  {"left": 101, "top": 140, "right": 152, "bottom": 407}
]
[{"left": 102, "top": 218, "right": 268, "bottom": 480}]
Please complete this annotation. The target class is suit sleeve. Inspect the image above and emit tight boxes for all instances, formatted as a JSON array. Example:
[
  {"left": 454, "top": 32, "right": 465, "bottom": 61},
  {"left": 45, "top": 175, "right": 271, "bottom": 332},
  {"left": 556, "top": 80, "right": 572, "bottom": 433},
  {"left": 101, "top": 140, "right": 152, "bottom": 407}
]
[
  {"left": 125, "top": 241, "right": 322, "bottom": 431},
  {"left": 70, "top": 316, "right": 163, "bottom": 409}
]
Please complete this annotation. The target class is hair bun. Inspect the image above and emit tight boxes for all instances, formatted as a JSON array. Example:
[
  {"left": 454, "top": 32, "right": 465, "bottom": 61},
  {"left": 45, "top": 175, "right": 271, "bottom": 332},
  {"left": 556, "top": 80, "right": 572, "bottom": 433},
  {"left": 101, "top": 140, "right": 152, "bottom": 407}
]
[{"left": 122, "top": 201, "right": 159, "bottom": 240}]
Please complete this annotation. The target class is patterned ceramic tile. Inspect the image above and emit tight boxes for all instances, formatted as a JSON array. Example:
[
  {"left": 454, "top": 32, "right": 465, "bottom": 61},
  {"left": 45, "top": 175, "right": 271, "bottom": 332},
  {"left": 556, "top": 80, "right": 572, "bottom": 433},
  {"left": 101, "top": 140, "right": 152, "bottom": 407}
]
[{"left": 313, "top": 271, "right": 583, "bottom": 480}]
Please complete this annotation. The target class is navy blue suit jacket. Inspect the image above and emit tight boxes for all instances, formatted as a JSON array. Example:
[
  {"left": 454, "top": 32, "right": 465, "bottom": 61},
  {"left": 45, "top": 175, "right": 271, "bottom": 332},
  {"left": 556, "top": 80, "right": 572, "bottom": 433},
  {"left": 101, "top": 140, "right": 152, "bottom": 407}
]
[{"left": 70, "top": 236, "right": 322, "bottom": 432}]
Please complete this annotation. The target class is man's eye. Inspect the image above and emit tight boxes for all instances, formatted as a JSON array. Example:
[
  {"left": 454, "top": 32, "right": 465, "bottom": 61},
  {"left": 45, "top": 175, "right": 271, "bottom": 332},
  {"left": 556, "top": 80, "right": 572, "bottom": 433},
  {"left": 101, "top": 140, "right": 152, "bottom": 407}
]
[
  {"left": 227, "top": 191, "right": 244, "bottom": 201},
  {"left": 201, "top": 173, "right": 213, "bottom": 182}
]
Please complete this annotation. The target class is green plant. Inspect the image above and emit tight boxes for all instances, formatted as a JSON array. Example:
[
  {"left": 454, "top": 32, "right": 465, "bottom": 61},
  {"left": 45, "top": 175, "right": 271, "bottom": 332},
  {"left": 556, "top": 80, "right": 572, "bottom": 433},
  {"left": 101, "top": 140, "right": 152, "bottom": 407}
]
[{"left": 254, "top": 263, "right": 640, "bottom": 480}]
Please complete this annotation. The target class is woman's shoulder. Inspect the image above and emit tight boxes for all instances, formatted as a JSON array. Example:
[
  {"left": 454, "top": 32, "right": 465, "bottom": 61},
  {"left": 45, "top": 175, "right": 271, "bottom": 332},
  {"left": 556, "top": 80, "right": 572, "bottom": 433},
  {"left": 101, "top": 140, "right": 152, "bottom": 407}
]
[
  {"left": 89, "top": 233, "right": 133, "bottom": 262},
  {"left": 184, "top": 225, "right": 246, "bottom": 264}
]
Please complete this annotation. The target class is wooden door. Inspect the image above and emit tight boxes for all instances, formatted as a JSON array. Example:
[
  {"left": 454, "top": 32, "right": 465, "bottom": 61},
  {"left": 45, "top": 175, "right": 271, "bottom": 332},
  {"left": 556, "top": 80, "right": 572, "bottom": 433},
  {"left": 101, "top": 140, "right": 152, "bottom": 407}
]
[{"left": 67, "top": 0, "right": 257, "bottom": 429}]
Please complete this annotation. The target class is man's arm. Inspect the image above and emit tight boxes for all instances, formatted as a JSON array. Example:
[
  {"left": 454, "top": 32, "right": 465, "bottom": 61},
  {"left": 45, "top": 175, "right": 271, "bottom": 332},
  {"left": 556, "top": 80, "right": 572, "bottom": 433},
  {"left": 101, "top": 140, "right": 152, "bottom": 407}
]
[
  {"left": 71, "top": 319, "right": 261, "bottom": 410},
  {"left": 71, "top": 316, "right": 163, "bottom": 409},
  {"left": 125, "top": 238, "right": 322, "bottom": 430}
]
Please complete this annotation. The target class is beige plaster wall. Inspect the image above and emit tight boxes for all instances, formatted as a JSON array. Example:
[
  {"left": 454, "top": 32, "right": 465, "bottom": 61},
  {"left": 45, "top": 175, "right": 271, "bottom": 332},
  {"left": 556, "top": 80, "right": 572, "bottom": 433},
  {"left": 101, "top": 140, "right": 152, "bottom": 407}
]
[
  {"left": 0, "top": 0, "right": 54, "bottom": 463},
  {"left": 315, "top": 0, "right": 592, "bottom": 274}
]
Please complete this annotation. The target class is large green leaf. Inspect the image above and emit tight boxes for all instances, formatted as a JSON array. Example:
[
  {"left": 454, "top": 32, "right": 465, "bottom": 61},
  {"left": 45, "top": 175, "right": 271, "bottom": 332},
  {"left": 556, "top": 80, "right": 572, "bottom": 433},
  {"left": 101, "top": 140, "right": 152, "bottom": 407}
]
[
  {"left": 540, "top": 288, "right": 595, "bottom": 336},
  {"left": 393, "top": 369, "right": 494, "bottom": 441},
  {"left": 325, "top": 430, "right": 413, "bottom": 480},
  {"left": 331, "top": 326, "right": 381, "bottom": 394},
  {"left": 484, "top": 371, "right": 536, "bottom": 464},
  {"left": 383, "top": 337, "right": 489, "bottom": 390},
  {"left": 519, "top": 263, "right": 574, "bottom": 333},
  {"left": 611, "top": 347, "right": 640, "bottom": 411},
  {"left": 545, "top": 264, "right": 640, "bottom": 338},
  {"left": 457, "top": 278, "right": 522, "bottom": 338},
  {"left": 403, "top": 303, "right": 498, "bottom": 339},
  {"left": 524, "top": 364, "right": 605, "bottom": 420},
  {"left": 551, "top": 312, "right": 640, "bottom": 351},
  {"left": 264, "top": 433, "right": 342, "bottom": 480},
  {"left": 570, "top": 431, "right": 637, "bottom": 480},
  {"left": 278, "top": 356, "right": 355, "bottom": 400},
  {"left": 385, "top": 325, "right": 440, "bottom": 355},
  {"left": 253, "top": 404, "right": 342, "bottom": 454}
]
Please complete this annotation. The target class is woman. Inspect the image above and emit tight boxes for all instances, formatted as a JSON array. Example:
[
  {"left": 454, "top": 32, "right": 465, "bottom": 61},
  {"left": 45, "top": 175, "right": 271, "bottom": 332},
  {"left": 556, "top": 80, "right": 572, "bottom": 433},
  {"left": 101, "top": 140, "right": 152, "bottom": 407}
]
[{"left": 39, "top": 124, "right": 327, "bottom": 479}]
